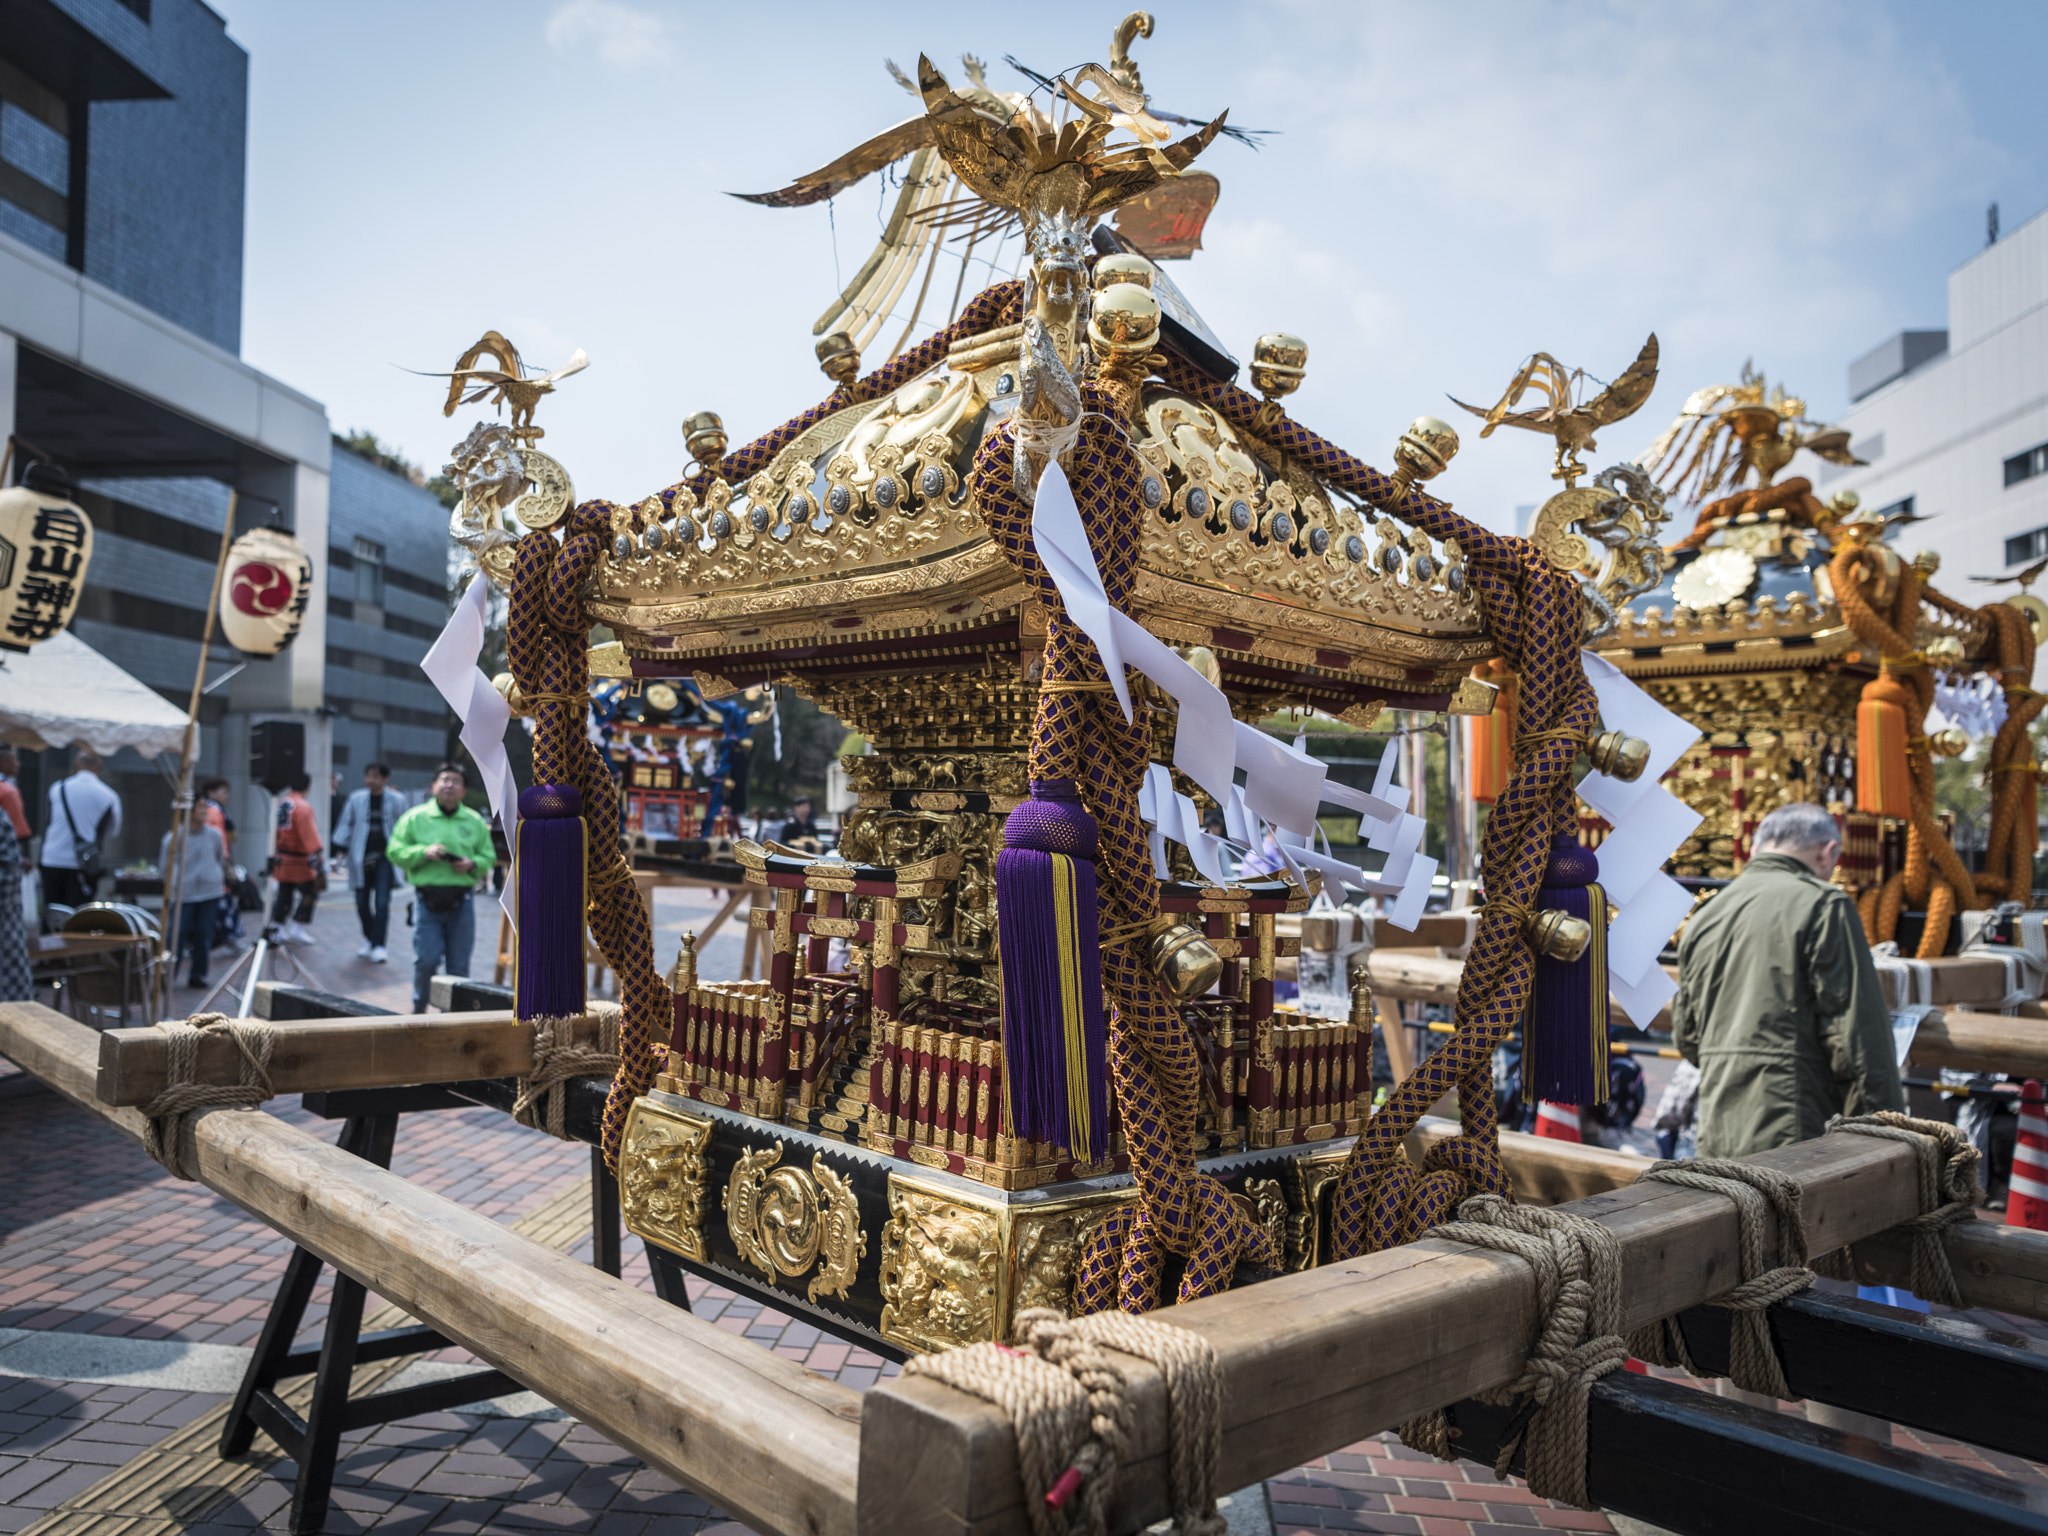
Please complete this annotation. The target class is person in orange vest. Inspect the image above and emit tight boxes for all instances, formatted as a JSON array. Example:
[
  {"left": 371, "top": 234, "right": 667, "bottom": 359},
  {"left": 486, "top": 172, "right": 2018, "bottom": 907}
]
[{"left": 269, "top": 773, "right": 324, "bottom": 945}]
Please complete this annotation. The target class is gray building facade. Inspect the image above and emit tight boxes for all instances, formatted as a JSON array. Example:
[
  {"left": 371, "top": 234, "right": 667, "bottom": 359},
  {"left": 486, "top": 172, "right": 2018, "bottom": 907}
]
[{"left": 0, "top": 0, "right": 453, "bottom": 878}]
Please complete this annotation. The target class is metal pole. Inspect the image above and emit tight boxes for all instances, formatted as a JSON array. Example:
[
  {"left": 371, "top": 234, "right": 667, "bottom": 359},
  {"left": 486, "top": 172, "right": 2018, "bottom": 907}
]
[
  {"left": 1446, "top": 715, "right": 1478, "bottom": 888},
  {"left": 155, "top": 491, "right": 239, "bottom": 1019}
]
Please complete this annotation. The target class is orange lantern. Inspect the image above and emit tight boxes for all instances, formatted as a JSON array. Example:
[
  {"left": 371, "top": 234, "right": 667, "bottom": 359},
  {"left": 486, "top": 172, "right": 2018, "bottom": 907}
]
[
  {"left": 219, "top": 527, "right": 314, "bottom": 657},
  {"left": 1467, "top": 659, "right": 1518, "bottom": 806}
]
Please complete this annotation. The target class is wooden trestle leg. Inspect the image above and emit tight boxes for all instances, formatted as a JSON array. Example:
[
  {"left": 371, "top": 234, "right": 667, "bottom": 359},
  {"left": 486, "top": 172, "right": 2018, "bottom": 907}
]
[{"left": 219, "top": 1088, "right": 523, "bottom": 1535}]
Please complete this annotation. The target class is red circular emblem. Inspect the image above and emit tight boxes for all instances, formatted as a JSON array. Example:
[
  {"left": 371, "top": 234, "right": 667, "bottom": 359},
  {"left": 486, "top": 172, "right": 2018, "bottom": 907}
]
[{"left": 230, "top": 561, "right": 294, "bottom": 616}]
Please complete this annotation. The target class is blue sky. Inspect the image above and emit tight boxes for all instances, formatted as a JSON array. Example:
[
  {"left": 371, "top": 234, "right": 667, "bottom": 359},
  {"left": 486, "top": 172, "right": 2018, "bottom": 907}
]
[{"left": 214, "top": 0, "right": 2048, "bottom": 530}]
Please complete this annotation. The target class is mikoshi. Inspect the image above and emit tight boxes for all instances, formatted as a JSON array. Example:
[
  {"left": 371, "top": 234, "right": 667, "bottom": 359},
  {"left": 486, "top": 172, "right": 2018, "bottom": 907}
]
[{"left": 5, "top": 13, "right": 2046, "bottom": 1536}]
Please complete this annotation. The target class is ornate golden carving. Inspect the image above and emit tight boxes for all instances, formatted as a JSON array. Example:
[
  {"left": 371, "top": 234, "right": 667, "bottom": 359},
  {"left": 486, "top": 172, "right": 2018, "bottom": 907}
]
[
  {"left": 618, "top": 1098, "right": 712, "bottom": 1262},
  {"left": 1229, "top": 1178, "right": 1288, "bottom": 1263},
  {"left": 723, "top": 1140, "right": 868, "bottom": 1300},
  {"left": 878, "top": 1181, "right": 1000, "bottom": 1353},
  {"left": 1006, "top": 1197, "right": 1127, "bottom": 1326}
]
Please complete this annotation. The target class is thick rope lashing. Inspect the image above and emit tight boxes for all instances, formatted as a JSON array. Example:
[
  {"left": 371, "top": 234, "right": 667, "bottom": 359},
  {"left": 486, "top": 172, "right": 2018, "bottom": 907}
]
[
  {"left": 1154, "top": 353, "right": 1597, "bottom": 1256},
  {"left": 1397, "top": 1195, "right": 1628, "bottom": 1511},
  {"left": 512, "top": 1002, "right": 623, "bottom": 1140},
  {"left": 1624, "top": 1160, "right": 1812, "bottom": 1400},
  {"left": 971, "top": 395, "right": 1279, "bottom": 1308},
  {"left": 901, "top": 1306, "right": 1226, "bottom": 1536},
  {"left": 140, "top": 1013, "right": 275, "bottom": 1181},
  {"left": 1813, "top": 1112, "right": 1980, "bottom": 1306}
]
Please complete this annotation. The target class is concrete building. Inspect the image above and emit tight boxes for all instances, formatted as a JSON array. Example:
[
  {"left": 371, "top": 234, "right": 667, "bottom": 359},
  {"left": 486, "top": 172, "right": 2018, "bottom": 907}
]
[
  {"left": 324, "top": 444, "right": 459, "bottom": 790},
  {"left": 0, "top": 0, "right": 451, "bottom": 877},
  {"left": 1823, "top": 205, "right": 2048, "bottom": 688}
]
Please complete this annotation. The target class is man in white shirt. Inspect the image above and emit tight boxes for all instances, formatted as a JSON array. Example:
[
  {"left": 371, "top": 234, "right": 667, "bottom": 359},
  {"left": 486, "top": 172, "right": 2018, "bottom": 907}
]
[{"left": 41, "top": 747, "right": 121, "bottom": 911}]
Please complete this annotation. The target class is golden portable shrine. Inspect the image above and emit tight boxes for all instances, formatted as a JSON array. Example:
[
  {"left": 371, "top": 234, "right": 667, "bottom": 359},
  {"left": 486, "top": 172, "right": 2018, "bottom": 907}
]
[
  {"left": 5, "top": 19, "right": 2048, "bottom": 1536},
  {"left": 424, "top": 12, "right": 2042, "bottom": 1361}
]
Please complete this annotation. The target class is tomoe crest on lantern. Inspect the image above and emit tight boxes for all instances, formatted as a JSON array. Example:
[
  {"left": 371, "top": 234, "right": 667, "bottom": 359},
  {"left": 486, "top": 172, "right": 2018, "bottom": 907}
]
[
  {"left": 219, "top": 527, "right": 313, "bottom": 657},
  {"left": 0, "top": 480, "right": 94, "bottom": 654}
]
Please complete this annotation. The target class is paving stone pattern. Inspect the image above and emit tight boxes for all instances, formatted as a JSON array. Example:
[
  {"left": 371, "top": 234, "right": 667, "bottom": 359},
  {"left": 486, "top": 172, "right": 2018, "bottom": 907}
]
[{"left": 4, "top": 885, "right": 2045, "bottom": 1534}]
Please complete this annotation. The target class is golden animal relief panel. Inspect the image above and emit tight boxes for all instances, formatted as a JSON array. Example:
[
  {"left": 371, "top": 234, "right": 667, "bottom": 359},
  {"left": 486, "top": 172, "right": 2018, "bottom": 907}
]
[
  {"left": 618, "top": 1099, "right": 713, "bottom": 1263},
  {"left": 878, "top": 1181, "right": 1001, "bottom": 1353}
]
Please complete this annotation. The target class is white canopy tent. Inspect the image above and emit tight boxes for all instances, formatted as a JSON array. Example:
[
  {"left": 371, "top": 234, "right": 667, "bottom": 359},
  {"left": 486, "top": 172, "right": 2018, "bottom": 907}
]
[{"left": 0, "top": 630, "right": 189, "bottom": 760}]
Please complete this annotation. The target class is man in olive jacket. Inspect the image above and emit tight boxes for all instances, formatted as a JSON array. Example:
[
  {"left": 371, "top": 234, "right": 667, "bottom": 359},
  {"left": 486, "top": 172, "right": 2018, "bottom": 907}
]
[{"left": 1673, "top": 802, "right": 1903, "bottom": 1158}]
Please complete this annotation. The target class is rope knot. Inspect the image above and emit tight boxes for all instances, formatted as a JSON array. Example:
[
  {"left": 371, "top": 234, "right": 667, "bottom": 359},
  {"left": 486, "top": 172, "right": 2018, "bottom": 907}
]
[
  {"left": 903, "top": 1306, "right": 1225, "bottom": 1536},
  {"left": 513, "top": 1004, "right": 624, "bottom": 1140},
  {"left": 1622, "top": 1159, "right": 1812, "bottom": 1400},
  {"left": 1818, "top": 1113, "right": 1979, "bottom": 1306},
  {"left": 1397, "top": 1195, "right": 1626, "bottom": 1511},
  {"left": 140, "top": 1013, "right": 275, "bottom": 1181}
]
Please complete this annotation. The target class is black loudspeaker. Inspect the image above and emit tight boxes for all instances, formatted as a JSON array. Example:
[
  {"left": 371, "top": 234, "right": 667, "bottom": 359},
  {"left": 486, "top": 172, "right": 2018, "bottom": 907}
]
[{"left": 250, "top": 719, "right": 304, "bottom": 794}]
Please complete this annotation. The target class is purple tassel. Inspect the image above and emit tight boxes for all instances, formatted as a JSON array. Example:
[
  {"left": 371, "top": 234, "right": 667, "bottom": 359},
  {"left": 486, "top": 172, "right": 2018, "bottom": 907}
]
[
  {"left": 1523, "top": 829, "right": 1610, "bottom": 1107},
  {"left": 516, "top": 784, "right": 588, "bottom": 1021},
  {"left": 996, "top": 779, "right": 1110, "bottom": 1163}
]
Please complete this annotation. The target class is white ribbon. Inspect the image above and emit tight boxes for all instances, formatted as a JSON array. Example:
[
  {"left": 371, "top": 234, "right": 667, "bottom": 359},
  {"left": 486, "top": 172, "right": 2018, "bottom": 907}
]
[
  {"left": 1029, "top": 463, "right": 1439, "bottom": 930},
  {"left": 1577, "top": 649, "right": 1705, "bottom": 1025},
  {"left": 422, "top": 574, "right": 522, "bottom": 928}
]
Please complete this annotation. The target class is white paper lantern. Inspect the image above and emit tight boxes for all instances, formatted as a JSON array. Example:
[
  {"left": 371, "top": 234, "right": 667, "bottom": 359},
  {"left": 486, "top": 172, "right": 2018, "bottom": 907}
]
[
  {"left": 220, "top": 527, "right": 314, "bottom": 657},
  {"left": 0, "top": 484, "right": 94, "bottom": 653}
]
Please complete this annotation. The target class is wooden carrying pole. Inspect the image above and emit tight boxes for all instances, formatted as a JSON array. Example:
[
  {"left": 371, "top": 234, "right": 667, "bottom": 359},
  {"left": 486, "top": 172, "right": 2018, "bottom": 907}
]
[
  {"left": 855, "top": 1126, "right": 2041, "bottom": 1536},
  {"left": 7, "top": 997, "right": 2048, "bottom": 1536},
  {"left": 154, "top": 491, "right": 240, "bottom": 1019},
  {"left": 1, "top": 1000, "right": 861, "bottom": 1536}
]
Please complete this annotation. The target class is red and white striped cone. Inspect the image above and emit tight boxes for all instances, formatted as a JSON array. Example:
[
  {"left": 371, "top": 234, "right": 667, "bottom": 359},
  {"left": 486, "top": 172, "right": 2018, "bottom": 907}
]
[
  {"left": 2010, "top": 1079, "right": 2048, "bottom": 1232},
  {"left": 1534, "top": 1100, "right": 1583, "bottom": 1143}
]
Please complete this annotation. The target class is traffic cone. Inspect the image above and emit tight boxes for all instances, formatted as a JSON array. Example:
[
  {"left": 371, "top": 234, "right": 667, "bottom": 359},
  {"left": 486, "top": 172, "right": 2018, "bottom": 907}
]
[
  {"left": 2010, "top": 1079, "right": 2048, "bottom": 1232},
  {"left": 1534, "top": 1100, "right": 1583, "bottom": 1143}
]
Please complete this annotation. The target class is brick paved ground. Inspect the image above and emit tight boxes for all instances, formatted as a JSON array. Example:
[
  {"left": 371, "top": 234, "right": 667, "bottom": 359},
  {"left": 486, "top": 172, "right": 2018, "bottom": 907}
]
[{"left": 5, "top": 892, "right": 2046, "bottom": 1535}]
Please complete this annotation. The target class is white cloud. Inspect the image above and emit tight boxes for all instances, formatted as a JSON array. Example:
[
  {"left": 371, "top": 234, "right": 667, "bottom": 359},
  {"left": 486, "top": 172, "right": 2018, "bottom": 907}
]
[{"left": 544, "top": 0, "right": 673, "bottom": 70}]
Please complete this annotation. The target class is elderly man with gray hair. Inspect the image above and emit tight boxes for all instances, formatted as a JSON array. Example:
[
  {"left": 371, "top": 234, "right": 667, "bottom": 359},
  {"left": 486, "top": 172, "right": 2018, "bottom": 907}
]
[{"left": 1673, "top": 801, "right": 1903, "bottom": 1159}]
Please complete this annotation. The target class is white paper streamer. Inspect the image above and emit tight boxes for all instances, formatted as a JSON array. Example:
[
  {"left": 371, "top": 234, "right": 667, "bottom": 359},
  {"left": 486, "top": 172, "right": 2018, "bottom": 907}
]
[
  {"left": 1027, "top": 462, "right": 1440, "bottom": 926},
  {"left": 1577, "top": 649, "right": 1704, "bottom": 1007},
  {"left": 422, "top": 575, "right": 522, "bottom": 928}
]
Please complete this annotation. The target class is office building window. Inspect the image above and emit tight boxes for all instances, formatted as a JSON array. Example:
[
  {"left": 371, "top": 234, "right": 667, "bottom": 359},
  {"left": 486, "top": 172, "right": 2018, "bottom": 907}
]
[
  {"left": 351, "top": 536, "right": 385, "bottom": 605},
  {"left": 2006, "top": 443, "right": 2048, "bottom": 488},
  {"left": 0, "top": 62, "right": 70, "bottom": 261},
  {"left": 2007, "top": 527, "right": 2048, "bottom": 566}
]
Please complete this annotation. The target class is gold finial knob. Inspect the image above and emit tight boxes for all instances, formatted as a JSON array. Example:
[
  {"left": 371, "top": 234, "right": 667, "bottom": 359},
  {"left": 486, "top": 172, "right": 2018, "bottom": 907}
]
[
  {"left": 1086, "top": 282, "right": 1161, "bottom": 358},
  {"left": 1912, "top": 549, "right": 1941, "bottom": 577},
  {"left": 1828, "top": 489, "right": 1862, "bottom": 517},
  {"left": 683, "top": 411, "right": 727, "bottom": 465},
  {"left": 491, "top": 672, "right": 531, "bottom": 717},
  {"left": 1149, "top": 921, "right": 1223, "bottom": 1002},
  {"left": 1390, "top": 416, "right": 1459, "bottom": 495},
  {"left": 1925, "top": 634, "right": 1967, "bottom": 668},
  {"left": 668, "top": 930, "right": 698, "bottom": 992},
  {"left": 1092, "top": 252, "right": 1156, "bottom": 292},
  {"left": 1524, "top": 908, "right": 1593, "bottom": 963},
  {"left": 1929, "top": 727, "right": 1970, "bottom": 759},
  {"left": 1251, "top": 333, "right": 1308, "bottom": 401},
  {"left": 815, "top": 332, "right": 861, "bottom": 386},
  {"left": 1350, "top": 976, "right": 1377, "bottom": 1029},
  {"left": 1585, "top": 729, "right": 1652, "bottom": 782}
]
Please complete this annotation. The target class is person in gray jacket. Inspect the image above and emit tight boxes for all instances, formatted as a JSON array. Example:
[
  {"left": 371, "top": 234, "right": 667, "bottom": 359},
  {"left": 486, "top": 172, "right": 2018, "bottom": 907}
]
[{"left": 332, "top": 764, "right": 408, "bottom": 962}]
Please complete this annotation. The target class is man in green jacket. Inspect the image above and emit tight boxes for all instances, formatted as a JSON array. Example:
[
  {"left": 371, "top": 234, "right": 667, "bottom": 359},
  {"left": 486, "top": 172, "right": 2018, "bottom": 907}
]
[
  {"left": 386, "top": 762, "right": 496, "bottom": 1010},
  {"left": 1674, "top": 801, "right": 1903, "bottom": 1158}
]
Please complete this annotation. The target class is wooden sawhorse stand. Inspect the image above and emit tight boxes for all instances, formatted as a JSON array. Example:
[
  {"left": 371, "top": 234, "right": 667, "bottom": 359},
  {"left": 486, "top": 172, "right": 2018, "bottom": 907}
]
[{"left": 219, "top": 1087, "right": 523, "bottom": 1534}]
